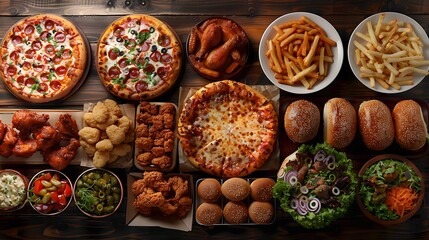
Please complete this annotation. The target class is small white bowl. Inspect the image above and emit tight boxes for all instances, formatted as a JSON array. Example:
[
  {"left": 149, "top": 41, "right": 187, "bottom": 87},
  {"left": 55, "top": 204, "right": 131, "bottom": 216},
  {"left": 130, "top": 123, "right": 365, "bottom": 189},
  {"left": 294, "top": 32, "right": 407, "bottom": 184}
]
[
  {"left": 259, "top": 12, "right": 343, "bottom": 94},
  {"left": 347, "top": 12, "right": 429, "bottom": 94}
]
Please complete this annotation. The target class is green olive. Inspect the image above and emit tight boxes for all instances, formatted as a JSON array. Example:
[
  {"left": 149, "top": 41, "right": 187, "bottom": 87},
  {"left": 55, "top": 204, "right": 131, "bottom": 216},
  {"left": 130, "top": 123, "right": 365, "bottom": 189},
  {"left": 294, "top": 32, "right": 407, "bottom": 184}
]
[
  {"left": 82, "top": 175, "right": 88, "bottom": 182},
  {"left": 41, "top": 193, "right": 51, "bottom": 204},
  {"left": 96, "top": 178, "right": 107, "bottom": 188},
  {"left": 93, "top": 172, "right": 101, "bottom": 180},
  {"left": 102, "top": 205, "right": 115, "bottom": 213},
  {"left": 38, "top": 188, "right": 48, "bottom": 196},
  {"left": 98, "top": 190, "right": 105, "bottom": 199},
  {"left": 50, "top": 178, "right": 62, "bottom": 187},
  {"left": 113, "top": 193, "right": 120, "bottom": 204},
  {"left": 77, "top": 179, "right": 84, "bottom": 188},
  {"left": 103, "top": 173, "right": 110, "bottom": 182},
  {"left": 111, "top": 187, "right": 121, "bottom": 194},
  {"left": 107, "top": 195, "right": 114, "bottom": 206},
  {"left": 109, "top": 176, "right": 118, "bottom": 186},
  {"left": 85, "top": 178, "right": 93, "bottom": 185},
  {"left": 41, "top": 180, "right": 52, "bottom": 188},
  {"left": 46, "top": 185, "right": 57, "bottom": 192}
]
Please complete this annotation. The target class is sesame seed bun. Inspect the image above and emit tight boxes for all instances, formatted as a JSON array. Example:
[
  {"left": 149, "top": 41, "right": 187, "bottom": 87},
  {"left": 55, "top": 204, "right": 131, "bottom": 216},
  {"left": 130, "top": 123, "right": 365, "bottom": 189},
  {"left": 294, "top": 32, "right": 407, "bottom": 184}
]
[
  {"left": 250, "top": 178, "right": 275, "bottom": 202},
  {"left": 248, "top": 201, "right": 274, "bottom": 224},
  {"left": 196, "top": 202, "right": 222, "bottom": 225},
  {"left": 222, "top": 201, "right": 248, "bottom": 224},
  {"left": 284, "top": 100, "right": 320, "bottom": 143},
  {"left": 197, "top": 178, "right": 221, "bottom": 203},
  {"left": 221, "top": 178, "right": 250, "bottom": 201}
]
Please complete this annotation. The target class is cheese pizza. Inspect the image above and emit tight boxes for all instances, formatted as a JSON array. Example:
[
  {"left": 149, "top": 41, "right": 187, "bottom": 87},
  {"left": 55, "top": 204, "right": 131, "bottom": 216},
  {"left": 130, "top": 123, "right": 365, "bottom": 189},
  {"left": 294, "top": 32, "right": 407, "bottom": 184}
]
[
  {"left": 178, "top": 80, "right": 278, "bottom": 178},
  {"left": 0, "top": 14, "right": 88, "bottom": 103},
  {"left": 97, "top": 14, "right": 182, "bottom": 101}
]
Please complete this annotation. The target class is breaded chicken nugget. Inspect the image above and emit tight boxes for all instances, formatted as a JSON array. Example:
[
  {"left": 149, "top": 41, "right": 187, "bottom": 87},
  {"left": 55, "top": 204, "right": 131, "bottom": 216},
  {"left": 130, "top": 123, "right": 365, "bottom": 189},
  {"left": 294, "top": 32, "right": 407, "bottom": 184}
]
[
  {"left": 104, "top": 99, "right": 122, "bottom": 117},
  {"left": 92, "top": 102, "right": 109, "bottom": 123},
  {"left": 106, "top": 125, "right": 125, "bottom": 145},
  {"left": 78, "top": 127, "right": 100, "bottom": 144},
  {"left": 95, "top": 139, "right": 113, "bottom": 151}
]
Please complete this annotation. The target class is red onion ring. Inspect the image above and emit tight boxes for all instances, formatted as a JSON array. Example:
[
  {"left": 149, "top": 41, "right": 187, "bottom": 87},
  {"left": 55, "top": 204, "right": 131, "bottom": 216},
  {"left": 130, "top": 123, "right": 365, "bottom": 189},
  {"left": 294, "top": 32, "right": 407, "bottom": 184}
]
[
  {"left": 323, "top": 154, "right": 336, "bottom": 165},
  {"left": 308, "top": 197, "right": 321, "bottom": 214},
  {"left": 290, "top": 198, "right": 299, "bottom": 210},
  {"left": 314, "top": 150, "right": 326, "bottom": 162},
  {"left": 284, "top": 170, "right": 298, "bottom": 186}
]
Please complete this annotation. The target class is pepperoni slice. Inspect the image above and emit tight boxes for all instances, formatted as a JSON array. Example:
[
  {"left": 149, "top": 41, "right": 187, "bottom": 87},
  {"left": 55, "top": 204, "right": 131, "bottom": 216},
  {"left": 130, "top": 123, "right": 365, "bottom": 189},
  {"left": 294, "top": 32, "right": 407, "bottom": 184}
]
[
  {"left": 118, "top": 57, "right": 129, "bottom": 68},
  {"left": 141, "top": 41, "right": 150, "bottom": 52},
  {"left": 113, "top": 26, "right": 125, "bottom": 37},
  {"left": 37, "top": 83, "right": 49, "bottom": 92},
  {"left": 34, "top": 64, "right": 44, "bottom": 72},
  {"left": 125, "top": 39, "right": 137, "bottom": 50},
  {"left": 45, "top": 44, "right": 55, "bottom": 55},
  {"left": 24, "top": 25, "right": 35, "bottom": 35},
  {"left": 17, "top": 76, "right": 25, "bottom": 85},
  {"left": 161, "top": 53, "right": 173, "bottom": 65},
  {"left": 25, "top": 77, "right": 35, "bottom": 87},
  {"left": 31, "top": 40, "right": 42, "bottom": 50},
  {"left": 55, "top": 32, "right": 66, "bottom": 43},
  {"left": 40, "top": 72, "right": 50, "bottom": 82},
  {"left": 143, "top": 64, "right": 155, "bottom": 74},
  {"left": 108, "top": 66, "right": 121, "bottom": 78},
  {"left": 157, "top": 67, "right": 168, "bottom": 80},
  {"left": 45, "top": 20, "right": 54, "bottom": 30},
  {"left": 55, "top": 66, "right": 67, "bottom": 76},
  {"left": 22, "top": 62, "right": 32, "bottom": 70},
  {"left": 25, "top": 49, "right": 35, "bottom": 59},
  {"left": 9, "top": 50, "right": 20, "bottom": 61},
  {"left": 50, "top": 80, "right": 62, "bottom": 91},
  {"left": 40, "top": 31, "right": 49, "bottom": 41},
  {"left": 51, "top": 56, "right": 61, "bottom": 64},
  {"left": 128, "top": 67, "right": 140, "bottom": 79},
  {"left": 12, "top": 36, "right": 22, "bottom": 45},
  {"left": 108, "top": 48, "right": 119, "bottom": 60},
  {"left": 135, "top": 81, "right": 148, "bottom": 92},
  {"left": 158, "top": 35, "right": 171, "bottom": 47},
  {"left": 62, "top": 49, "right": 72, "bottom": 59},
  {"left": 150, "top": 51, "right": 161, "bottom": 62},
  {"left": 7, "top": 66, "right": 17, "bottom": 76}
]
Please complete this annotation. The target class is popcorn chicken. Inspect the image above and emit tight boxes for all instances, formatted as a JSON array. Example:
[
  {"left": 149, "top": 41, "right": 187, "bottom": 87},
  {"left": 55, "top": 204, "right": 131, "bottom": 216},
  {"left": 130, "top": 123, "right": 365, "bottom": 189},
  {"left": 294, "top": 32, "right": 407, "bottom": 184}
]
[
  {"left": 113, "top": 143, "right": 132, "bottom": 157},
  {"left": 106, "top": 125, "right": 125, "bottom": 145},
  {"left": 104, "top": 99, "right": 122, "bottom": 117},
  {"left": 78, "top": 127, "right": 100, "bottom": 144},
  {"left": 93, "top": 150, "right": 110, "bottom": 168},
  {"left": 95, "top": 139, "right": 113, "bottom": 152},
  {"left": 92, "top": 102, "right": 109, "bottom": 123},
  {"left": 80, "top": 140, "right": 96, "bottom": 157}
]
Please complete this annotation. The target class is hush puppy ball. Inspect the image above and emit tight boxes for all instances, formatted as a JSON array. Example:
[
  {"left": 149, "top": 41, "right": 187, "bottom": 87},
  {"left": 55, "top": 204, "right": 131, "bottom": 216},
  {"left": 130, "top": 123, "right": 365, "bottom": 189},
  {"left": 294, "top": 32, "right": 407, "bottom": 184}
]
[
  {"left": 78, "top": 127, "right": 100, "bottom": 144},
  {"left": 106, "top": 125, "right": 125, "bottom": 145},
  {"left": 92, "top": 102, "right": 110, "bottom": 123},
  {"left": 104, "top": 99, "right": 122, "bottom": 117},
  {"left": 95, "top": 139, "right": 113, "bottom": 152},
  {"left": 93, "top": 150, "right": 110, "bottom": 168}
]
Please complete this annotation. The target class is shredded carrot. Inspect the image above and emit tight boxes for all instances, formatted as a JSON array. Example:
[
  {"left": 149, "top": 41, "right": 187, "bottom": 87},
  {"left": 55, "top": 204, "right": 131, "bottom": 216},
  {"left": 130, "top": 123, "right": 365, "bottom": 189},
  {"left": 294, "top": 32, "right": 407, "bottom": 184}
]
[{"left": 385, "top": 186, "right": 419, "bottom": 218}]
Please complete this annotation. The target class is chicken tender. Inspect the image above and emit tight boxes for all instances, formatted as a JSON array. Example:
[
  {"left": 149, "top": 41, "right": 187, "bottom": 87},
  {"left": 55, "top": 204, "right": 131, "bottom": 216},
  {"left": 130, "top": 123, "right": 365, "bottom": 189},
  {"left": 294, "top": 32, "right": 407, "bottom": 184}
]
[
  {"left": 95, "top": 139, "right": 113, "bottom": 152},
  {"left": 93, "top": 150, "right": 110, "bottom": 168},
  {"left": 78, "top": 127, "right": 100, "bottom": 144},
  {"left": 113, "top": 143, "right": 132, "bottom": 157},
  {"left": 104, "top": 99, "right": 122, "bottom": 117},
  {"left": 106, "top": 125, "right": 125, "bottom": 145},
  {"left": 92, "top": 102, "right": 109, "bottom": 123}
]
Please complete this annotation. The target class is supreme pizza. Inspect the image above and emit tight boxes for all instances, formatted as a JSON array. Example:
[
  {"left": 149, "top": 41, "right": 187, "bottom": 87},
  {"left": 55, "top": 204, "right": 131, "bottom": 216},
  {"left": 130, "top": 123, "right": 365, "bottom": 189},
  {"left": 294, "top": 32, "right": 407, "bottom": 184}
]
[
  {"left": 97, "top": 14, "right": 182, "bottom": 101},
  {"left": 0, "top": 14, "right": 88, "bottom": 103},
  {"left": 178, "top": 80, "right": 278, "bottom": 178}
]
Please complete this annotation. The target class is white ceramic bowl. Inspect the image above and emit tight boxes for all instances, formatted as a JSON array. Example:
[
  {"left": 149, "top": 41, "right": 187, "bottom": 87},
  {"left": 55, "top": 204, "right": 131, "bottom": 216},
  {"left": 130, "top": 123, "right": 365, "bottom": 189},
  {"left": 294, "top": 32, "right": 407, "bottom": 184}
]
[
  {"left": 347, "top": 12, "right": 429, "bottom": 94},
  {"left": 259, "top": 12, "right": 343, "bottom": 94}
]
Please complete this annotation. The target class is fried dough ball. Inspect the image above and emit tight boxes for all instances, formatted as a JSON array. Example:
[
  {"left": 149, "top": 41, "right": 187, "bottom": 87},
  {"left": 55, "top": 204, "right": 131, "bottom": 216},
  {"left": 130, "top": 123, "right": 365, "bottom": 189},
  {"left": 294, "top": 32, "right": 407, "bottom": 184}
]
[
  {"left": 78, "top": 127, "right": 100, "bottom": 144},
  {"left": 113, "top": 143, "right": 132, "bottom": 157},
  {"left": 106, "top": 125, "right": 125, "bottom": 145},
  {"left": 80, "top": 140, "right": 96, "bottom": 157},
  {"left": 104, "top": 99, "right": 122, "bottom": 117},
  {"left": 93, "top": 150, "right": 110, "bottom": 168},
  {"left": 95, "top": 139, "right": 113, "bottom": 152},
  {"left": 92, "top": 102, "right": 109, "bottom": 123}
]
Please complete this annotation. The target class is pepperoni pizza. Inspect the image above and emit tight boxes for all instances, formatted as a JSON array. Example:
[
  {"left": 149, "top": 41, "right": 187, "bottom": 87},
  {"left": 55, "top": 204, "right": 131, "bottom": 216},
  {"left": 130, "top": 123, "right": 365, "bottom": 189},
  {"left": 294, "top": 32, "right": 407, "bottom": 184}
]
[
  {"left": 0, "top": 14, "right": 88, "bottom": 103},
  {"left": 97, "top": 14, "right": 182, "bottom": 101},
  {"left": 178, "top": 80, "right": 278, "bottom": 178}
]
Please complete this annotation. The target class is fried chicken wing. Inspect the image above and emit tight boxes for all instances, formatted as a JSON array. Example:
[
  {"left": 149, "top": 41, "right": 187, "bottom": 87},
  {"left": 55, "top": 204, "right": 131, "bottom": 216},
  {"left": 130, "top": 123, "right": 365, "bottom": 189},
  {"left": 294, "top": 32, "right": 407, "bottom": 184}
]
[
  {"left": 33, "top": 125, "right": 59, "bottom": 152},
  {"left": 151, "top": 156, "right": 172, "bottom": 170},
  {"left": 0, "top": 125, "right": 18, "bottom": 157},
  {"left": 12, "top": 139, "right": 38, "bottom": 158},
  {"left": 142, "top": 171, "right": 170, "bottom": 193},
  {"left": 168, "top": 176, "right": 189, "bottom": 200},
  {"left": 12, "top": 110, "right": 50, "bottom": 139},
  {"left": 54, "top": 114, "right": 79, "bottom": 140},
  {"left": 0, "top": 120, "right": 5, "bottom": 141},
  {"left": 43, "top": 138, "right": 80, "bottom": 170},
  {"left": 176, "top": 196, "right": 193, "bottom": 218}
]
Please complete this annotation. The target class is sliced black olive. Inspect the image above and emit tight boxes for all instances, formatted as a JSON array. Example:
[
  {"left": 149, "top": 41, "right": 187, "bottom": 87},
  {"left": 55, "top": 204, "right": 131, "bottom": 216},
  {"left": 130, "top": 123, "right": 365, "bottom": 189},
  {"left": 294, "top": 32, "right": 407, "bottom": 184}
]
[
  {"left": 119, "top": 51, "right": 124, "bottom": 56},
  {"left": 161, "top": 48, "right": 167, "bottom": 54},
  {"left": 131, "top": 30, "right": 137, "bottom": 35},
  {"left": 149, "top": 27, "right": 155, "bottom": 33},
  {"left": 116, "top": 37, "right": 123, "bottom": 42},
  {"left": 151, "top": 45, "right": 157, "bottom": 52}
]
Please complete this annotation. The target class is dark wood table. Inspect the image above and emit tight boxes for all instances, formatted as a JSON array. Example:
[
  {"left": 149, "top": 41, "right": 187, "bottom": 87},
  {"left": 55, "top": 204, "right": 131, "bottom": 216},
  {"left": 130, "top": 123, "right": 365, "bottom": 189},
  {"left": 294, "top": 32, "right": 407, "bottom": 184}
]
[{"left": 0, "top": 0, "right": 428, "bottom": 239}]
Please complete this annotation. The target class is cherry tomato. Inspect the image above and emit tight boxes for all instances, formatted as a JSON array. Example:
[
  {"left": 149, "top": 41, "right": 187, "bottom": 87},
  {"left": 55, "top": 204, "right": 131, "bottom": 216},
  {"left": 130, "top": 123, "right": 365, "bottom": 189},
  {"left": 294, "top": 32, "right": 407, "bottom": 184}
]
[
  {"left": 50, "top": 191, "right": 59, "bottom": 203},
  {"left": 43, "top": 172, "right": 52, "bottom": 180},
  {"left": 58, "top": 194, "right": 67, "bottom": 206}
]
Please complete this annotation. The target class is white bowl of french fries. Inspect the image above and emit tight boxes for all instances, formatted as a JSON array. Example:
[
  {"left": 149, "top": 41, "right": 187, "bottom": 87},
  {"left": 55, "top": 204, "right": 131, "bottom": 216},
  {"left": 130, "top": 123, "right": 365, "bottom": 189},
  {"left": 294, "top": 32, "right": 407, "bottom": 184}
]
[
  {"left": 348, "top": 12, "right": 429, "bottom": 93},
  {"left": 259, "top": 12, "right": 343, "bottom": 94}
]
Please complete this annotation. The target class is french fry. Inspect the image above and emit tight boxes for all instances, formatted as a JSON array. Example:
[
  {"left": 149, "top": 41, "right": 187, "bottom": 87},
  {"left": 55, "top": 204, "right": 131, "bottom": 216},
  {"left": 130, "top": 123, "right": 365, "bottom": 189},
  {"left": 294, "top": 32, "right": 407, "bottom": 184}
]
[
  {"left": 265, "top": 15, "right": 336, "bottom": 89},
  {"left": 353, "top": 13, "right": 429, "bottom": 90}
]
